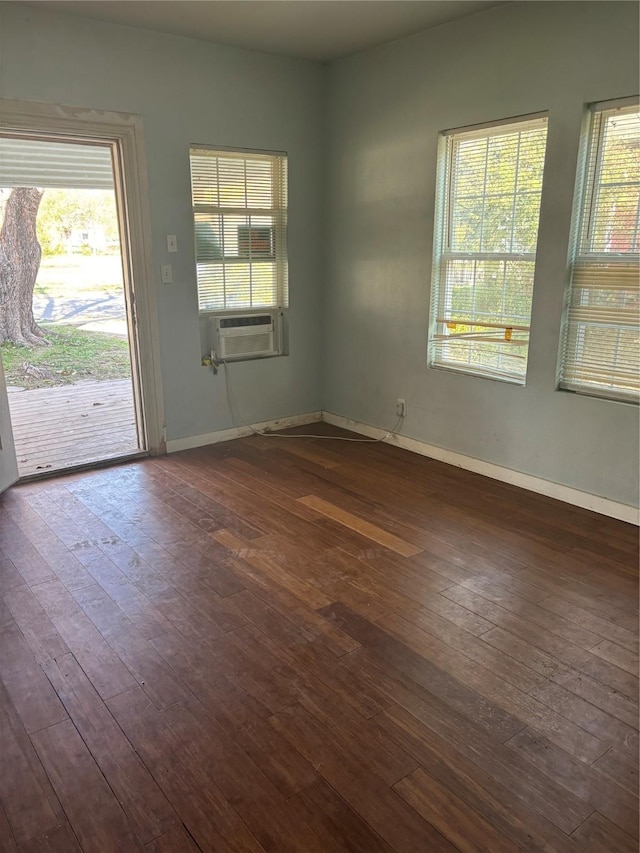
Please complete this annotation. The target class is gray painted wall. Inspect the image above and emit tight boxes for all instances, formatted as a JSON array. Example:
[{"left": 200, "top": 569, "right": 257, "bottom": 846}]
[
  {"left": 323, "top": 1, "right": 640, "bottom": 507},
  {"left": 0, "top": 2, "right": 324, "bottom": 441},
  {"left": 1, "top": 2, "right": 638, "bottom": 507}
]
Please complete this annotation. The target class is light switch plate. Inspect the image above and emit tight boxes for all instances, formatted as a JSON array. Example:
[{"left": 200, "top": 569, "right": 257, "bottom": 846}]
[
  {"left": 161, "top": 264, "right": 173, "bottom": 284},
  {"left": 167, "top": 234, "right": 177, "bottom": 252}
]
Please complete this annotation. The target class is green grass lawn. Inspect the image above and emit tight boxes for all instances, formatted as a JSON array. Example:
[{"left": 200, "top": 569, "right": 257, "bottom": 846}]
[{"left": 2, "top": 325, "right": 132, "bottom": 389}]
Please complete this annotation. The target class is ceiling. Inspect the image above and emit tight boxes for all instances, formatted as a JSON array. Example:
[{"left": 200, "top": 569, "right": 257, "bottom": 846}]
[{"left": 28, "top": 1, "right": 504, "bottom": 62}]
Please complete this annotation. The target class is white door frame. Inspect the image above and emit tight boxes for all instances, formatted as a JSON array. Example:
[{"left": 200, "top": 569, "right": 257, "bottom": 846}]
[{"left": 0, "top": 98, "right": 165, "bottom": 456}]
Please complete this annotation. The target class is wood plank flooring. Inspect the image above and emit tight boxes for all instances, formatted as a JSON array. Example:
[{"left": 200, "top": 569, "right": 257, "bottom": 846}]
[
  {"left": 0, "top": 421, "right": 638, "bottom": 852},
  {"left": 7, "top": 379, "right": 139, "bottom": 478}
]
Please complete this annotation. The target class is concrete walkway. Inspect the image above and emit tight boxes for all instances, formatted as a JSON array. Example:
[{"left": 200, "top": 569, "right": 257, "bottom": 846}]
[{"left": 33, "top": 290, "right": 128, "bottom": 336}]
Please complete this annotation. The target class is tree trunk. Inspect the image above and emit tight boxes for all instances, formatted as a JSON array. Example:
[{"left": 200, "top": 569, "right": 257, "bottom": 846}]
[{"left": 0, "top": 188, "right": 47, "bottom": 346}]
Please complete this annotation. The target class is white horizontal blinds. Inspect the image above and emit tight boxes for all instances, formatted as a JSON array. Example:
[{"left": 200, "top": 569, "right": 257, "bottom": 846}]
[
  {"left": 0, "top": 136, "right": 114, "bottom": 189},
  {"left": 190, "top": 148, "right": 288, "bottom": 312},
  {"left": 431, "top": 116, "right": 548, "bottom": 382},
  {"left": 560, "top": 103, "right": 640, "bottom": 402},
  {"left": 277, "top": 156, "right": 289, "bottom": 307}
]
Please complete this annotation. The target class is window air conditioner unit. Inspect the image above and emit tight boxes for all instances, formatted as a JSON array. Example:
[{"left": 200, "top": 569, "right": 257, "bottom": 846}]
[{"left": 213, "top": 312, "right": 281, "bottom": 361}]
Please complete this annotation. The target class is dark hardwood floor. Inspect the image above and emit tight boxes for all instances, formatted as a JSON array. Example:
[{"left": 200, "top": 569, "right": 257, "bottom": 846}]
[{"left": 0, "top": 422, "right": 638, "bottom": 852}]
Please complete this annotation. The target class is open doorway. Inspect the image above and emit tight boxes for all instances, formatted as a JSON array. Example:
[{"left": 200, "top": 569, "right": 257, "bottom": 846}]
[{"left": 0, "top": 135, "right": 146, "bottom": 477}]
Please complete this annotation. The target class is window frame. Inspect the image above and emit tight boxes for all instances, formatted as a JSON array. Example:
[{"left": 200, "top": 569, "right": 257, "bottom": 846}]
[
  {"left": 428, "top": 112, "right": 549, "bottom": 385},
  {"left": 558, "top": 97, "right": 640, "bottom": 404},
  {"left": 189, "top": 145, "right": 288, "bottom": 315}
]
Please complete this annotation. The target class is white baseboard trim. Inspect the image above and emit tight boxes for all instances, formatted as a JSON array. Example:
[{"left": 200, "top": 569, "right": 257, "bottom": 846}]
[
  {"left": 166, "top": 411, "right": 322, "bottom": 454},
  {"left": 322, "top": 411, "right": 639, "bottom": 526}
]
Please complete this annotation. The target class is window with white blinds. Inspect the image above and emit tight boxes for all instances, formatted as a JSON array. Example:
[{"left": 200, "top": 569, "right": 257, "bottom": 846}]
[
  {"left": 559, "top": 100, "right": 640, "bottom": 403},
  {"left": 189, "top": 147, "right": 288, "bottom": 313},
  {"left": 429, "top": 114, "right": 548, "bottom": 383}
]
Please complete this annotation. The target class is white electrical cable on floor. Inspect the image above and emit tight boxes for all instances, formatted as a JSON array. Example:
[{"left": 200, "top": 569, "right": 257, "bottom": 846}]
[{"left": 219, "top": 358, "right": 405, "bottom": 443}]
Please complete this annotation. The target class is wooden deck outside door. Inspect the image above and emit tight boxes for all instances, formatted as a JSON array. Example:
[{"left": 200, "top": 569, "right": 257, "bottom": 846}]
[{"left": 0, "top": 355, "right": 18, "bottom": 493}]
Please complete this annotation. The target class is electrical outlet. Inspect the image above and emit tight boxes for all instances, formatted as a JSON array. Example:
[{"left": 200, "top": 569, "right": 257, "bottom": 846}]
[{"left": 396, "top": 398, "right": 407, "bottom": 417}]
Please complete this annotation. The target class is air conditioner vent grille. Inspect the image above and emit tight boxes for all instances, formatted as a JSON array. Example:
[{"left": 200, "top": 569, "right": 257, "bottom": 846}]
[
  {"left": 220, "top": 315, "right": 272, "bottom": 329},
  {"left": 220, "top": 331, "right": 274, "bottom": 358}
]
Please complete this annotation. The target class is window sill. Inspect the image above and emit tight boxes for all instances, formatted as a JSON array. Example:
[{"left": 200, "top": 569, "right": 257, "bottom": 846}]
[
  {"left": 429, "top": 361, "right": 526, "bottom": 386},
  {"left": 557, "top": 385, "right": 639, "bottom": 406}
]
